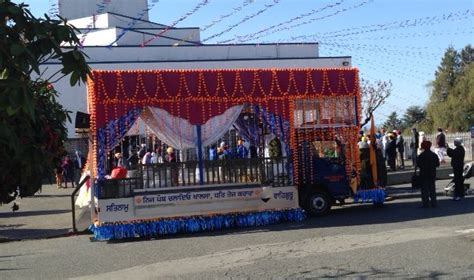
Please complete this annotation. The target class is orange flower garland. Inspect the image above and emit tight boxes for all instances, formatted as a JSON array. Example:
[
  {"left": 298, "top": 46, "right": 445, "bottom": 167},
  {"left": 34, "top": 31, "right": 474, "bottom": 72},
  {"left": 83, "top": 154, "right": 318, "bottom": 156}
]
[{"left": 86, "top": 67, "right": 361, "bottom": 184}]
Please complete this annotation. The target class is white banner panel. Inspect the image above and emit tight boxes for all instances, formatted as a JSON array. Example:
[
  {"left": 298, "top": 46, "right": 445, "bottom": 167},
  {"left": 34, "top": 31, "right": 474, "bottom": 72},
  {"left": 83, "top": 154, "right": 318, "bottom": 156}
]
[
  {"left": 97, "top": 185, "right": 299, "bottom": 223},
  {"left": 98, "top": 198, "right": 134, "bottom": 223}
]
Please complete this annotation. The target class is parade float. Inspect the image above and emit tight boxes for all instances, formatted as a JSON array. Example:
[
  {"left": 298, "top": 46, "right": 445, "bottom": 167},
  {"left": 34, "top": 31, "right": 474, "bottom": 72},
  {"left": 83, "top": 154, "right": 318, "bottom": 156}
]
[{"left": 85, "top": 67, "right": 385, "bottom": 241}]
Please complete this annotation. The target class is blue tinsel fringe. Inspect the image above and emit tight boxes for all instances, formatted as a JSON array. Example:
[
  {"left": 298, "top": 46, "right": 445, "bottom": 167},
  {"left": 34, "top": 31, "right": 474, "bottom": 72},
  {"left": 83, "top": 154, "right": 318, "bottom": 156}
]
[
  {"left": 89, "top": 208, "right": 306, "bottom": 241},
  {"left": 353, "top": 188, "right": 386, "bottom": 204}
]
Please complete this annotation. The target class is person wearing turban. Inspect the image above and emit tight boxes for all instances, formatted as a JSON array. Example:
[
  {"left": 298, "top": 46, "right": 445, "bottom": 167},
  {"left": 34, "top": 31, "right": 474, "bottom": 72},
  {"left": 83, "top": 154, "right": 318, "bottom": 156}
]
[{"left": 417, "top": 141, "right": 440, "bottom": 207}]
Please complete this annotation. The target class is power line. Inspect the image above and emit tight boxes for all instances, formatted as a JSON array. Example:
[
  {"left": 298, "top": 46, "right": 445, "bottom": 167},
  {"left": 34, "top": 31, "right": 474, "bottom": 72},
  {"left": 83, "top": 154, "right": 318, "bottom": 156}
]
[
  {"left": 107, "top": 1, "right": 159, "bottom": 47},
  {"left": 80, "top": 0, "right": 113, "bottom": 47},
  {"left": 217, "top": 0, "right": 346, "bottom": 44},
  {"left": 202, "top": 0, "right": 282, "bottom": 43},
  {"left": 310, "top": 9, "right": 472, "bottom": 40},
  {"left": 142, "top": 0, "right": 210, "bottom": 46},
  {"left": 240, "top": 0, "right": 375, "bottom": 43},
  {"left": 201, "top": 0, "right": 255, "bottom": 32}
]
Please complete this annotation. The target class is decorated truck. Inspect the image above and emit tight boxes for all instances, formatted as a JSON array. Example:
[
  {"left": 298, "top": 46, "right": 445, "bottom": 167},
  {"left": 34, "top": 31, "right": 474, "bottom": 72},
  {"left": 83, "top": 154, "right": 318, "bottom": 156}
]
[{"left": 84, "top": 67, "right": 384, "bottom": 241}]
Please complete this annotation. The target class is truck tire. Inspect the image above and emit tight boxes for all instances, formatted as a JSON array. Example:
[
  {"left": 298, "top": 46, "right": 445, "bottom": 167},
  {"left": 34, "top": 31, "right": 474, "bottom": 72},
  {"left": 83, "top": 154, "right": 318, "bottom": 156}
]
[{"left": 307, "top": 190, "right": 331, "bottom": 216}]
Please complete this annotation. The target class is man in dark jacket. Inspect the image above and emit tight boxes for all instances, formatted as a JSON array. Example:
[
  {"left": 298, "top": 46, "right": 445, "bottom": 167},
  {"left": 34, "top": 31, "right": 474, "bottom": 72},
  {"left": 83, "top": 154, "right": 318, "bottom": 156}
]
[
  {"left": 447, "top": 138, "right": 465, "bottom": 201},
  {"left": 410, "top": 128, "right": 419, "bottom": 167},
  {"left": 385, "top": 134, "right": 397, "bottom": 171},
  {"left": 396, "top": 130, "right": 405, "bottom": 169},
  {"left": 417, "top": 141, "right": 440, "bottom": 207}
]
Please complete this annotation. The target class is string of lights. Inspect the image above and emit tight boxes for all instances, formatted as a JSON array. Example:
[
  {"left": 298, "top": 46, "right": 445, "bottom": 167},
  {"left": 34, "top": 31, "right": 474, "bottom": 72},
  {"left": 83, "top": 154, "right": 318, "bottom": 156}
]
[
  {"left": 284, "top": 28, "right": 473, "bottom": 44},
  {"left": 79, "top": 0, "right": 112, "bottom": 47},
  {"left": 323, "top": 44, "right": 433, "bottom": 90},
  {"left": 321, "top": 41, "right": 442, "bottom": 67},
  {"left": 141, "top": 0, "right": 210, "bottom": 46},
  {"left": 203, "top": 0, "right": 282, "bottom": 43},
  {"left": 332, "top": 29, "right": 474, "bottom": 41},
  {"left": 310, "top": 9, "right": 472, "bottom": 40},
  {"left": 170, "top": 0, "right": 256, "bottom": 47},
  {"left": 107, "top": 0, "right": 159, "bottom": 47},
  {"left": 217, "top": 0, "right": 346, "bottom": 44},
  {"left": 239, "top": 0, "right": 374, "bottom": 43},
  {"left": 47, "top": 0, "right": 58, "bottom": 18},
  {"left": 201, "top": 0, "right": 255, "bottom": 32},
  {"left": 321, "top": 41, "right": 446, "bottom": 56},
  {"left": 288, "top": 10, "right": 472, "bottom": 42}
]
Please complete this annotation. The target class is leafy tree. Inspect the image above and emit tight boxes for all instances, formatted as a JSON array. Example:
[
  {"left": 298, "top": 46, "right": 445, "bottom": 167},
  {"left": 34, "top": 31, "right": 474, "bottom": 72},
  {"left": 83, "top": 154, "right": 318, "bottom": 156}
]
[
  {"left": 382, "top": 111, "right": 402, "bottom": 132},
  {"left": 401, "top": 106, "right": 426, "bottom": 132},
  {"left": 444, "top": 63, "right": 474, "bottom": 131},
  {"left": 425, "top": 45, "right": 473, "bottom": 132},
  {"left": 0, "top": 1, "right": 91, "bottom": 204},
  {"left": 459, "top": 44, "right": 473, "bottom": 71},
  {"left": 360, "top": 79, "right": 392, "bottom": 127},
  {"left": 425, "top": 47, "right": 460, "bottom": 130}
]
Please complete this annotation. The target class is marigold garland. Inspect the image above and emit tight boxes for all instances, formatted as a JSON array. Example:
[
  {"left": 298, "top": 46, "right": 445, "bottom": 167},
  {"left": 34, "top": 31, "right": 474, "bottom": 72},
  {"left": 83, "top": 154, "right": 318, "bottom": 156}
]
[{"left": 87, "top": 68, "right": 361, "bottom": 186}]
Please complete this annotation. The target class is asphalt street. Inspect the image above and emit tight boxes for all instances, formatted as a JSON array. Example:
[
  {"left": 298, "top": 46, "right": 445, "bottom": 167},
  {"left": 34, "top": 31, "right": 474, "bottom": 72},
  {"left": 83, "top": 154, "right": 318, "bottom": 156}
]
[{"left": 0, "top": 179, "right": 473, "bottom": 279}]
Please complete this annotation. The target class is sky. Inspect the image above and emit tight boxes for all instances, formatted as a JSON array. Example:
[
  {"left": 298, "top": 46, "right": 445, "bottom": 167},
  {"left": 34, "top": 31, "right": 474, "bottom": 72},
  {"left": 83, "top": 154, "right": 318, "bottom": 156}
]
[{"left": 20, "top": 0, "right": 473, "bottom": 125}]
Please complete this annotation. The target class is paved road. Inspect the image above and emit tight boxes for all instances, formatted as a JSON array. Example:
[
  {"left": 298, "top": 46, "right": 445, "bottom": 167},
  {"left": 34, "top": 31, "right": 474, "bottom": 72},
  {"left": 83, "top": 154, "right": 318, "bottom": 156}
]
[
  {"left": 0, "top": 168, "right": 458, "bottom": 241},
  {"left": 0, "top": 182, "right": 473, "bottom": 279}
]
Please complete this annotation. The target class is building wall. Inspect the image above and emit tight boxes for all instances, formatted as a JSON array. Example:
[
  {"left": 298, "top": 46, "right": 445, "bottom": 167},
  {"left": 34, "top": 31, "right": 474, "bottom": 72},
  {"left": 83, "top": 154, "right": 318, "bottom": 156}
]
[
  {"left": 79, "top": 44, "right": 320, "bottom": 62},
  {"left": 69, "top": 13, "right": 166, "bottom": 30},
  {"left": 59, "top": 0, "right": 149, "bottom": 21}
]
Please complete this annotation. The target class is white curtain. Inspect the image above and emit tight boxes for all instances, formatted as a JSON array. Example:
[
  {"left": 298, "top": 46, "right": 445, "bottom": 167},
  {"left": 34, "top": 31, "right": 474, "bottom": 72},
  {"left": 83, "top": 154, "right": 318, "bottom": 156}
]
[
  {"left": 201, "top": 105, "right": 243, "bottom": 146},
  {"left": 140, "top": 105, "right": 243, "bottom": 149}
]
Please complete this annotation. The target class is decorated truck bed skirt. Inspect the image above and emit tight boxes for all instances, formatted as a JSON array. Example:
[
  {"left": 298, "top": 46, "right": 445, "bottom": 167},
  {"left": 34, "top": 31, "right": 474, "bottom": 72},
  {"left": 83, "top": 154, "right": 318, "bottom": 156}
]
[
  {"left": 90, "top": 208, "right": 305, "bottom": 241},
  {"left": 91, "top": 184, "right": 304, "bottom": 241}
]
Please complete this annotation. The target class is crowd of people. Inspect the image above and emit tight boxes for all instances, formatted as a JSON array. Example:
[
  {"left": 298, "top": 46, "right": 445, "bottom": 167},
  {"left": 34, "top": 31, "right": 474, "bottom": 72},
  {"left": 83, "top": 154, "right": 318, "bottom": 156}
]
[
  {"left": 358, "top": 126, "right": 467, "bottom": 206},
  {"left": 54, "top": 151, "right": 85, "bottom": 189},
  {"left": 357, "top": 128, "right": 405, "bottom": 189}
]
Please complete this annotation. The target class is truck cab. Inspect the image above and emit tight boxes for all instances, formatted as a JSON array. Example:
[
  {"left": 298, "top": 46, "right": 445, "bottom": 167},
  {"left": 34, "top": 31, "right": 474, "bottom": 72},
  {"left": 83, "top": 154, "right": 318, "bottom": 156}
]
[{"left": 297, "top": 138, "right": 354, "bottom": 216}]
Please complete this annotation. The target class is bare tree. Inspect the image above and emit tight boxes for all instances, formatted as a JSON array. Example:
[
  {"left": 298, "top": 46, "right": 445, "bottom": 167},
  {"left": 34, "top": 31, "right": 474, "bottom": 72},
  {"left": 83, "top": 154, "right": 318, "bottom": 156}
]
[{"left": 360, "top": 79, "right": 393, "bottom": 127}]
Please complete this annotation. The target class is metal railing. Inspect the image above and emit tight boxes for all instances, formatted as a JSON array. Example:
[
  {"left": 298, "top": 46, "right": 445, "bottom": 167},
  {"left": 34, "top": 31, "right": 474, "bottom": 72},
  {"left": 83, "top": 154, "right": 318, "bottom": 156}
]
[{"left": 98, "top": 157, "right": 291, "bottom": 199}]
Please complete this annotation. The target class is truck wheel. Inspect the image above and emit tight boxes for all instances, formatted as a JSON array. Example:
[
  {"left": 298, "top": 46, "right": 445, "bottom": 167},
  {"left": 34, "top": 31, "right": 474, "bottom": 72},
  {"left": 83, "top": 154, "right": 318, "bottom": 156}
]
[{"left": 307, "top": 191, "right": 331, "bottom": 216}]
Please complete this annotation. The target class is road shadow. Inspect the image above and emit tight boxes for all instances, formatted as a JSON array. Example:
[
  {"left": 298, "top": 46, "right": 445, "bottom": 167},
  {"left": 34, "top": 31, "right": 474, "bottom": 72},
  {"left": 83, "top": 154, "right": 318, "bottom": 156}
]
[
  {"left": 0, "top": 228, "right": 70, "bottom": 241},
  {"left": 107, "top": 196, "right": 474, "bottom": 243},
  {"left": 301, "top": 196, "right": 474, "bottom": 229},
  {"left": 300, "top": 265, "right": 452, "bottom": 279},
  {"left": 33, "top": 194, "right": 72, "bottom": 198},
  {"left": 0, "top": 224, "right": 23, "bottom": 229},
  {"left": 0, "top": 209, "right": 70, "bottom": 218}
]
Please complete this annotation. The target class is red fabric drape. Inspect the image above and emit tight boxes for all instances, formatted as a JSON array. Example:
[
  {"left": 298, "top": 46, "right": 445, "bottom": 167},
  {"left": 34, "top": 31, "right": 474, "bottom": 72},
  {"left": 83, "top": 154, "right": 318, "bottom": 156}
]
[{"left": 87, "top": 68, "right": 358, "bottom": 130}]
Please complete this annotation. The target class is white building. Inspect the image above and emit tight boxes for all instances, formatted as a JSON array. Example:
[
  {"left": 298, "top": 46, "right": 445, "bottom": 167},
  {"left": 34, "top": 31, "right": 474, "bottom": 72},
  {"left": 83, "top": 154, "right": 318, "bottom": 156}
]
[{"left": 44, "top": 0, "right": 351, "bottom": 141}]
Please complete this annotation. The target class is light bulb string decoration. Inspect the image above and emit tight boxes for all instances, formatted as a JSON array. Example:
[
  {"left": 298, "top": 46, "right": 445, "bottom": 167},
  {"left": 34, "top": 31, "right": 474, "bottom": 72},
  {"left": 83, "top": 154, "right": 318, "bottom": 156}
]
[
  {"left": 203, "top": 0, "right": 282, "bottom": 43},
  {"left": 141, "top": 0, "right": 210, "bottom": 47},
  {"left": 88, "top": 68, "right": 361, "bottom": 184},
  {"left": 218, "top": 0, "right": 346, "bottom": 44}
]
